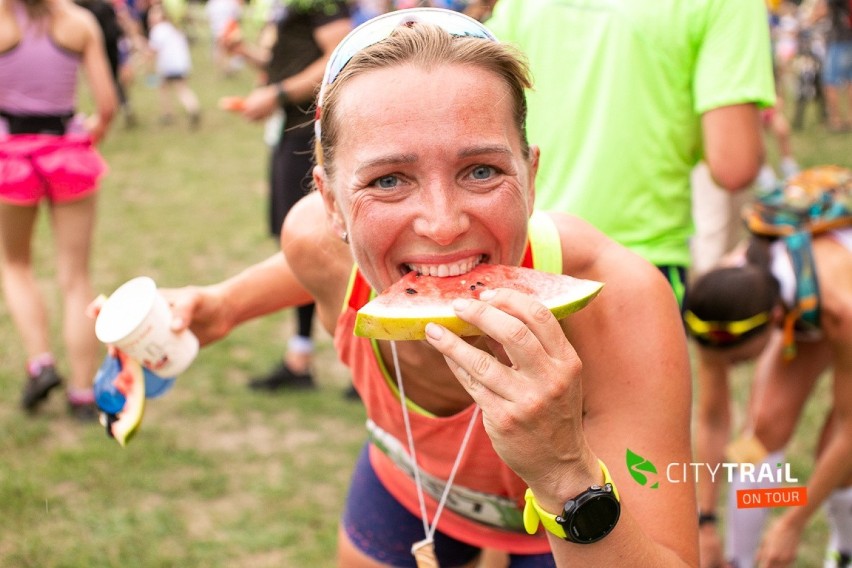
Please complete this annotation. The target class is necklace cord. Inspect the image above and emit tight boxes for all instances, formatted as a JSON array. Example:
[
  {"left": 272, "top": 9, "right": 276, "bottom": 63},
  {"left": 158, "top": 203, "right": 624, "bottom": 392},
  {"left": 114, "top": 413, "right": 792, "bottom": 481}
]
[{"left": 389, "top": 340, "right": 481, "bottom": 541}]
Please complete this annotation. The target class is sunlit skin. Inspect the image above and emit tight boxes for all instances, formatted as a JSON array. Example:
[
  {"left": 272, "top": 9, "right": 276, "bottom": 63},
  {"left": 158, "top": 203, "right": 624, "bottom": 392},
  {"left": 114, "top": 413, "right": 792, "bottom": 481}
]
[{"left": 315, "top": 64, "right": 537, "bottom": 294}]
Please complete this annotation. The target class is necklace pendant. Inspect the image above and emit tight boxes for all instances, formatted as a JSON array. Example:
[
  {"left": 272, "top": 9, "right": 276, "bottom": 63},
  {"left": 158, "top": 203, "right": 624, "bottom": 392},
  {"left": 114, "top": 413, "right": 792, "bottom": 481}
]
[{"left": 412, "top": 538, "right": 439, "bottom": 568}]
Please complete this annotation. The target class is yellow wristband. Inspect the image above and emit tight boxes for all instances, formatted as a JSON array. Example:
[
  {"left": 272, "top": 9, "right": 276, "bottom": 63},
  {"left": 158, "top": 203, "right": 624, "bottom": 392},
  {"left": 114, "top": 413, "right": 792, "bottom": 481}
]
[{"left": 523, "top": 459, "right": 620, "bottom": 538}]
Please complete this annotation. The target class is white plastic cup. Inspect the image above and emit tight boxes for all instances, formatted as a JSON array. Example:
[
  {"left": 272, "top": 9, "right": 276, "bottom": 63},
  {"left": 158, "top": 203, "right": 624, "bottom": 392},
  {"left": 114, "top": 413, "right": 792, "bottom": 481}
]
[{"left": 95, "top": 276, "right": 198, "bottom": 377}]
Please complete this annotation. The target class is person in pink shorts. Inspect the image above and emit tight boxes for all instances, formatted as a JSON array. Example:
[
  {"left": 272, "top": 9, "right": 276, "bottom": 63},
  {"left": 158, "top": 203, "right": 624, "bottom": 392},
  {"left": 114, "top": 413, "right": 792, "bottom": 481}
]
[{"left": 0, "top": 0, "right": 117, "bottom": 420}]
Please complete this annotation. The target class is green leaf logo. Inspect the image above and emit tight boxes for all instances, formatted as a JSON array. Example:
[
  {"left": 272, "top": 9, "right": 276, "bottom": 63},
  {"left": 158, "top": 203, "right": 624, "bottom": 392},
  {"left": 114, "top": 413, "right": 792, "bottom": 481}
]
[{"left": 626, "top": 448, "right": 659, "bottom": 489}]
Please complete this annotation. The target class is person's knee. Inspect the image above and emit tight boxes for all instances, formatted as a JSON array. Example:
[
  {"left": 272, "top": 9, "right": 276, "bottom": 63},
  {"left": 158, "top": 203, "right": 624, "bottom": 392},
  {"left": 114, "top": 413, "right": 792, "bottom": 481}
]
[
  {"left": 54, "top": 263, "right": 92, "bottom": 297},
  {"left": 752, "top": 408, "right": 796, "bottom": 452},
  {"left": 0, "top": 255, "right": 34, "bottom": 273}
]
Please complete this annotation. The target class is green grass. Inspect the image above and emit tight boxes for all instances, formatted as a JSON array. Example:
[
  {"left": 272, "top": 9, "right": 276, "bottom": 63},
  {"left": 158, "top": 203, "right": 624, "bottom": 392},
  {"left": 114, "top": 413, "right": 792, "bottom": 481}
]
[
  {"left": 0, "top": 6, "right": 365, "bottom": 567},
  {"left": 1, "top": 7, "right": 850, "bottom": 566}
]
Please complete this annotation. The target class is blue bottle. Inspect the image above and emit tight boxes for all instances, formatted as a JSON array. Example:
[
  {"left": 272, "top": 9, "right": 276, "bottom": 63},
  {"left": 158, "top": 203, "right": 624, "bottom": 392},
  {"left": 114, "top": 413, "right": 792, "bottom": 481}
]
[
  {"left": 143, "top": 367, "right": 176, "bottom": 398},
  {"left": 93, "top": 355, "right": 126, "bottom": 413}
]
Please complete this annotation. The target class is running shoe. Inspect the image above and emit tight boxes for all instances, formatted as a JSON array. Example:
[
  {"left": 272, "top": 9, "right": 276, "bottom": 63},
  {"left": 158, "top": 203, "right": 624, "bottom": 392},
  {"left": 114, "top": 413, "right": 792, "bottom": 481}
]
[
  {"left": 21, "top": 365, "right": 63, "bottom": 412},
  {"left": 248, "top": 363, "right": 315, "bottom": 391}
]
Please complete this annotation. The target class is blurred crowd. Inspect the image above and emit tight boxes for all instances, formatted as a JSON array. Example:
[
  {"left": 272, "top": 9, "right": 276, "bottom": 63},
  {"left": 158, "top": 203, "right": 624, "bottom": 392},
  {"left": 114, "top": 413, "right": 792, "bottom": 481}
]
[{"left": 3, "top": 1, "right": 852, "bottom": 567}]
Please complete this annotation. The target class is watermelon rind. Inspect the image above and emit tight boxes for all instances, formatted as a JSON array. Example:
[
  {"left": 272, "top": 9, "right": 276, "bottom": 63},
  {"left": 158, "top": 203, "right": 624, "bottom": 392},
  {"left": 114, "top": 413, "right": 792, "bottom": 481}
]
[
  {"left": 354, "top": 267, "right": 604, "bottom": 341},
  {"left": 108, "top": 357, "right": 146, "bottom": 447}
]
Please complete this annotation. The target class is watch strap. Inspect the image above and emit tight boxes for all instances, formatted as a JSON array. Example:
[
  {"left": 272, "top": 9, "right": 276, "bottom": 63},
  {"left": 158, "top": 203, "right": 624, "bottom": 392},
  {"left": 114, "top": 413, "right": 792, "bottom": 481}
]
[
  {"left": 524, "top": 487, "right": 569, "bottom": 538},
  {"left": 522, "top": 459, "right": 619, "bottom": 539}
]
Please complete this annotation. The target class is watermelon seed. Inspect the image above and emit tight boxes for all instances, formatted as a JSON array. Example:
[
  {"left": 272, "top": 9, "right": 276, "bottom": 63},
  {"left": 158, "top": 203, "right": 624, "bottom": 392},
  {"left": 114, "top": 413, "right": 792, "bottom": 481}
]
[{"left": 405, "top": 288, "right": 418, "bottom": 295}]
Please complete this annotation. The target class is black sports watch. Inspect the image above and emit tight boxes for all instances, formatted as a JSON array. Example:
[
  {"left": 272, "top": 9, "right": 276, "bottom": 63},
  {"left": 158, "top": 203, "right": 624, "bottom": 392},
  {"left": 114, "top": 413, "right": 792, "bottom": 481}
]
[{"left": 523, "top": 459, "right": 621, "bottom": 544}]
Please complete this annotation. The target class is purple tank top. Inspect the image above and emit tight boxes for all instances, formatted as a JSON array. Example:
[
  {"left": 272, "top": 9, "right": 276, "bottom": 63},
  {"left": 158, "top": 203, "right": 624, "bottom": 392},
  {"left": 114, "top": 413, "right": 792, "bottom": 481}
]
[{"left": 0, "top": 4, "right": 80, "bottom": 115}]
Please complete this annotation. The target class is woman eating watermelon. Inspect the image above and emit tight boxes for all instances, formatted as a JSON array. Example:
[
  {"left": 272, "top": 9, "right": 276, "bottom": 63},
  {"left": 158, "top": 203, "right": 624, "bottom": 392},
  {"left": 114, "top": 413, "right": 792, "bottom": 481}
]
[{"left": 163, "top": 8, "right": 698, "bottom": 567}]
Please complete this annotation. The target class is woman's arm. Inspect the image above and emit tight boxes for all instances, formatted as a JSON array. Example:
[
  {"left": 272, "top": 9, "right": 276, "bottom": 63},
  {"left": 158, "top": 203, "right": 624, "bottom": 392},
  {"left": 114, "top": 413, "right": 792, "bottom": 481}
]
[
  {"left": 76, "top": 4, "right": 118, "bottom": 143},
  {"left": 225, "top": 22, "right": 275, "bottom": 70},
  {"left": 702, "top": 103, "right": 765, "bottom": 192},
  {"left": 426, "top": 214, "right": 698, "bottom": 566},
  {"left": 240, "top": 17, "right": 351, "bottom": 121},
  {"left": 561, "top": 217, "right": 699, "bottom": 566},
  {"left": 166, "top": 192, "right": 349, "bottom": 346},
  {"left": 166, "top": 252, "right": 314, "bottom": 346}
]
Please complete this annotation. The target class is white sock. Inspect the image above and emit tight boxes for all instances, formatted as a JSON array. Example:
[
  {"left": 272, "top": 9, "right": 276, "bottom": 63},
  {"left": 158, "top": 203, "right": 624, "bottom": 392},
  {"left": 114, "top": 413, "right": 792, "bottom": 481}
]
[
  {"left": 287, "top": 335, "right": 314, "bottom": 355},
  {"left": 725, "top": 450, "right": 785, "bottom": 568},
  {"left": 825, "top": 487, "right": 852, "bottom": 567},
  {"left": 780, "top": 156, "right": 800, "bottom": 179}
]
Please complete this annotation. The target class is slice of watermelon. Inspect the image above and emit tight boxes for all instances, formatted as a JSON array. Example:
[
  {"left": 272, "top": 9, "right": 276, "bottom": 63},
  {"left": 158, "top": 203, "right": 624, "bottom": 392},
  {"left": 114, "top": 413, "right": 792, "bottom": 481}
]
[
  {"left": 354, "top": 264, "right": 603, "bottom": 340},
  {"left": 105, "top": 352, "right": 146, "bottom": 447}
]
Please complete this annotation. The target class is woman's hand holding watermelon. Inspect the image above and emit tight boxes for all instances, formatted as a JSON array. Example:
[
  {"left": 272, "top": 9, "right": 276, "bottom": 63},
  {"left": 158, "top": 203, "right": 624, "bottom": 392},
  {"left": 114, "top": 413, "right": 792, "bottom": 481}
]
[{"left": 424, "top": 287, "right": 601, "bottom": 503}]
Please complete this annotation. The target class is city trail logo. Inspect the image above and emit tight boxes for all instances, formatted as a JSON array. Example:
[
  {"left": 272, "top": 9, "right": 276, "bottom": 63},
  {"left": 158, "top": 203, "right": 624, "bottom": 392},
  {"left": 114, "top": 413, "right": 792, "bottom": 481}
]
[
  {"left": 625, "top": 448, "right": 807, "bottom": 508},
  {"left": 626, "top": 449, "right": 659, "bottom": 489}
]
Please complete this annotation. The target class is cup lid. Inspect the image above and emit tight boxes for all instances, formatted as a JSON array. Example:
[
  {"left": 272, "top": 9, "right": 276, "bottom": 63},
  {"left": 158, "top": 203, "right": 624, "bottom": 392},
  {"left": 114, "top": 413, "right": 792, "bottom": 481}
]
[{"left": 95, "top": 276, "right": 159, "bottom": 344}]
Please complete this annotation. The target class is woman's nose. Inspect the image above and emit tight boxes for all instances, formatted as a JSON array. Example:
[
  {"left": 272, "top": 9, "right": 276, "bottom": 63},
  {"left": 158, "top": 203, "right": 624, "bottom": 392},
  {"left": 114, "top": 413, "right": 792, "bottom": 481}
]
[{"left": 411, "top": 187, "right": 471, "bottom": 245}]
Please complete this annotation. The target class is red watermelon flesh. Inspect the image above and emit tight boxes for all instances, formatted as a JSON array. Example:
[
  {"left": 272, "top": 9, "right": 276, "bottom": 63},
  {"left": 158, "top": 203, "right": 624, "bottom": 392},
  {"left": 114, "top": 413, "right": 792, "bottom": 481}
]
[{"left": 354, "top": 264, "right": 603, "bottom": 340}]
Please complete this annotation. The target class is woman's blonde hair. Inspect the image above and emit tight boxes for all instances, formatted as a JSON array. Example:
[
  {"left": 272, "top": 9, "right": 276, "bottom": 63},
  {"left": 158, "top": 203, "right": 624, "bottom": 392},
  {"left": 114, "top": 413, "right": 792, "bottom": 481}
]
[{"left": 314, "top": 23, "right": 533, "bottom": 179}]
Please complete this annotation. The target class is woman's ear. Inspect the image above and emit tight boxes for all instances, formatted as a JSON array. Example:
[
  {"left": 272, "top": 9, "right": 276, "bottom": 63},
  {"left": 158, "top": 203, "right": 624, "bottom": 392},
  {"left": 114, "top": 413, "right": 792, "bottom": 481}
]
[
  {"left": 314, "top": 165, "right": 346, "bottom": 236},
  {"left": 526, "top": 145, "right": 540, "bottom": 211}
]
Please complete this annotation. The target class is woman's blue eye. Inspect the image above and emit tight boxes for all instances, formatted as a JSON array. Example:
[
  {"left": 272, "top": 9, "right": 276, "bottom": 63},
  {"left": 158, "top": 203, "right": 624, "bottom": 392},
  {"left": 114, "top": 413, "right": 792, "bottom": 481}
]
[
  {"left": 471, "top": 165, "right": 495, "bottom": 180},
  {"left": 376, "top": 175, "right": 398, "bottom": 189}
]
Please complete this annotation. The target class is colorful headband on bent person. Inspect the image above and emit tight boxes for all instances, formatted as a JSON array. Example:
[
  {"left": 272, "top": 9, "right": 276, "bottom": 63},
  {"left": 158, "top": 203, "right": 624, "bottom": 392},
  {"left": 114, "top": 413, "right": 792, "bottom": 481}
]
[
  {"left": 314, "top": 7, "right": 498, "bottom": 141},
  {"left": 683, "top": 309, "right": 771, "bottom": 347}
]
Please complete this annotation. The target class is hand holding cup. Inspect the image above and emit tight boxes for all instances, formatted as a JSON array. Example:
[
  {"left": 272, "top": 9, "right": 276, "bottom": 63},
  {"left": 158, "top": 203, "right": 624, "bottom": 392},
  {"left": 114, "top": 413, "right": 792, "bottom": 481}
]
[{"left": 95, "top": 276, "right": 199, "bottom": 377}]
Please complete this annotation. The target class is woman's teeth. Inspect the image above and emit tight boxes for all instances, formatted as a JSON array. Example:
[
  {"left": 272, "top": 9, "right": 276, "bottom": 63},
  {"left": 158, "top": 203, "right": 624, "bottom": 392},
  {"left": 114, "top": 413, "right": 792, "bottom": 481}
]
[{"left": 405, "top": 256, "right": 484, "bottom": 277}]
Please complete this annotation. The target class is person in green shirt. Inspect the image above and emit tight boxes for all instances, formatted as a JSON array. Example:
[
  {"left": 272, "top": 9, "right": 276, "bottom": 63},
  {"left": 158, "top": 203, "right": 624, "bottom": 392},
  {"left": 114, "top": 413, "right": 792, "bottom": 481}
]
[{"left": 486, "top": 0, "right": 775, "bottom": 307}]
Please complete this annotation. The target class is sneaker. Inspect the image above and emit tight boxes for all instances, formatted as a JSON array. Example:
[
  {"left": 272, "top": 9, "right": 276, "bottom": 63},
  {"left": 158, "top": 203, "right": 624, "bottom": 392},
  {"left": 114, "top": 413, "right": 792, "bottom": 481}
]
[
  {"left": 248, "top": 363, "right": 315, "bottom": 392},
  {"left": 68, "top": 401, "right": 100, "bottom": 423},
  {"left": 826, "top": 550, "right": 852, "bottom": 568},
  {"left": 21, "top": 366, "right": 63, "bottom": 412}
]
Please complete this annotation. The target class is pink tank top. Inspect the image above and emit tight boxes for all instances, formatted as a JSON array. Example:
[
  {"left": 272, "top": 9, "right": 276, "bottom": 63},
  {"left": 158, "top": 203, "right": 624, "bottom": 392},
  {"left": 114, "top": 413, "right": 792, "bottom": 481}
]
[
  {"left": 333, "top": 219, "right": 562, "bottom": 553},
  {"left": 0, "top": 4, "right": 80, "bottom": 115}
]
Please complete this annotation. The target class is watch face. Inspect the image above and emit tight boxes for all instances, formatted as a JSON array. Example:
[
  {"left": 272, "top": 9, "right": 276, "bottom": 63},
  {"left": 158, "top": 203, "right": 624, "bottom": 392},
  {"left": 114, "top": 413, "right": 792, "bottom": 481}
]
[{"left": 571, "top": 494, "right": 620, "bottom": 542}]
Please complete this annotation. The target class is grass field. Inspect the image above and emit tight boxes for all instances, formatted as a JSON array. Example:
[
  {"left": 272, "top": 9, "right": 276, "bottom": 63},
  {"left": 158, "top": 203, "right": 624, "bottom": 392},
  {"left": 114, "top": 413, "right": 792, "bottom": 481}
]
[{"left": 0, "top": 8, "right": 850, "bottom": 566}]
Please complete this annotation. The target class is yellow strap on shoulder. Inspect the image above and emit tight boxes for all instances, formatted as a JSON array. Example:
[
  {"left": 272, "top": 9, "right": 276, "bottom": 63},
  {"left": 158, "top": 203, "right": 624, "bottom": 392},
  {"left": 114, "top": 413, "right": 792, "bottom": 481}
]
[{"left": 528, "top": 210, "right": 562, "bottom": 275}]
